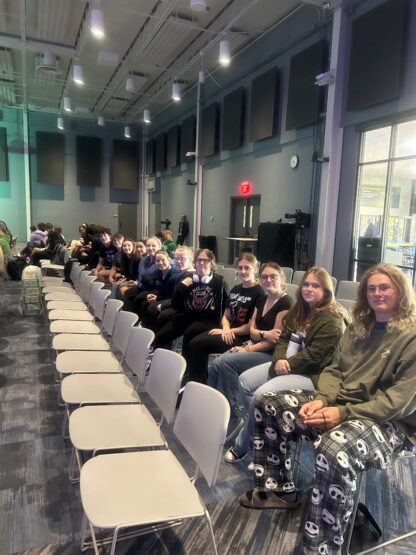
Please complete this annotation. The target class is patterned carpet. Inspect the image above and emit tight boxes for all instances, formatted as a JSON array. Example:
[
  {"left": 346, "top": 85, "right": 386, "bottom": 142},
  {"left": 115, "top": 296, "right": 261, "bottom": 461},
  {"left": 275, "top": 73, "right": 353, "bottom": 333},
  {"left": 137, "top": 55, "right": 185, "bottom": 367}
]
[{"left": 0, "top": 279, "right": 415, "bottom": 555}]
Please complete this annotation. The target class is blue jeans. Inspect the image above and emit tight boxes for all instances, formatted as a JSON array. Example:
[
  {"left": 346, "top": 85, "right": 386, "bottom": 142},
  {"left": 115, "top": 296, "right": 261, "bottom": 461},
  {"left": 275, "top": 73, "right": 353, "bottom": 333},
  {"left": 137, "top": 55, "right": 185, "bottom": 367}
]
[
  {"left": 207, "top": 351, "right": 273, "bottom": 420},
  {"left": 234, "top": 362, "right": 315, "bottom": 454}
]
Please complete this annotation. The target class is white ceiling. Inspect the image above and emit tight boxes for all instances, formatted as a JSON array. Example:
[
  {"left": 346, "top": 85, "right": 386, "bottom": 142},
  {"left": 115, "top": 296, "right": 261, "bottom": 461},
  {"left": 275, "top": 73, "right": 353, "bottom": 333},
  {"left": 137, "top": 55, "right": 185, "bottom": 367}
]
[{"left": 0, "top": 0, "right": 338, "bottom": 125}]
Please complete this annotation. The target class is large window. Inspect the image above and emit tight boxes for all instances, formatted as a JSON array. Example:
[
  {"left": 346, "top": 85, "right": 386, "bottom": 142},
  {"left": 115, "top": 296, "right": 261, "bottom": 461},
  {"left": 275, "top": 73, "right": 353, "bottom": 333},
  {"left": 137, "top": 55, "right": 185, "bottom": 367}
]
[{"left": 353, "top": 120, "right": 416, "bottom": 283}]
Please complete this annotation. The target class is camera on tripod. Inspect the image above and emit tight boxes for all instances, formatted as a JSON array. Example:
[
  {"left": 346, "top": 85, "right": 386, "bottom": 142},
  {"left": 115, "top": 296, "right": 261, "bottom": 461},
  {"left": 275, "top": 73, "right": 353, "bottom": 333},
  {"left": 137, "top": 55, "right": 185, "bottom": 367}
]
[
  {"left": 160, "top": 218, "right": 171, "bottom": 229},
  {"left": 285, "top": 209, "right": 311, "bottom": 228}
]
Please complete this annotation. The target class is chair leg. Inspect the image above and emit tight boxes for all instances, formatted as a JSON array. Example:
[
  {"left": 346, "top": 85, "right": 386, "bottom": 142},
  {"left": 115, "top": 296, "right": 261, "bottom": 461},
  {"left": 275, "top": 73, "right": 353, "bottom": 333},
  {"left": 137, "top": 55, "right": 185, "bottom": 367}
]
[
  {"left": 343, "top": 472, "right": 364, "bottom": 554},
  {"left": 80, "top": 513, "right": 100, "bottom": 554},
  {"left": 205, "top": 509, "right": 218, "bottom": 555},
  {"left": 110, "top": 526, "right": 121, "bottom": 555}
]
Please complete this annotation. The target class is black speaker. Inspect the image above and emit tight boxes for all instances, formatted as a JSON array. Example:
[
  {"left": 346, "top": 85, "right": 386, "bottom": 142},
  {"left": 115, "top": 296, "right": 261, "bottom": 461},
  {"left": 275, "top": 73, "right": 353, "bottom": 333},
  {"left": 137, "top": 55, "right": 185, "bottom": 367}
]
[
  {"left": 257, "top": 223, "right": 296, "bottom": 267},
  {"left": 357, "top": 236, "right": 381, "bottom": 263},
  {"left": 198, "top": 235, "right": 217, "bottom": 260}
]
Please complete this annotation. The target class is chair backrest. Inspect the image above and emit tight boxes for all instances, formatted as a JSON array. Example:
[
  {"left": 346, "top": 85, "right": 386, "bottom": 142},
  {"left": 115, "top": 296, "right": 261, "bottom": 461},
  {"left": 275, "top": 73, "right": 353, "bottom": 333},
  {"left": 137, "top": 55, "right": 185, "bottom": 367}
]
[
  {"left": 111, "top": 310, "right": 139, "bottom": 354},
  {"left": 336, "top": 280, "right": 359, "bottom": 301},
  {"left": 79, "top": 274, "right": 97, "bottom": 303},
  {"left": 174, "top": 382, "right": 230, "bottom": 487},
  {"left": 286, "top": 283, "right": 299, "bottom": 301},
  {"left": 124, "top": 326, "right": 155, "bottom": 386},
  {"left": 281, "top": 266, "right": 294, "bottom": 284},
  {"left": 90, "top": 286, "right": 111, "bottom": 321},
  {"left": 69, "top": 261, "right": 81, "bottom": 283},
  {"left": 72, "top": 266, "right": 86, "bottom": 291},
  {"left": 330, "top": 276, "right": 337, "bottom": 291},
  {"left": 337, "top": 298, "right": 355, "bottom": 314},
  {"left": 101, "top": 299, "right": 124, "bottom": 336},
  {"left": 145, "top": 349, "right": 186, "bottom": 425},
  {"left": 292, "top": 270, "right": 305, "bottom": 286},
  {"left": 219, "top": 267, "right": 237, "bottom": 290}
]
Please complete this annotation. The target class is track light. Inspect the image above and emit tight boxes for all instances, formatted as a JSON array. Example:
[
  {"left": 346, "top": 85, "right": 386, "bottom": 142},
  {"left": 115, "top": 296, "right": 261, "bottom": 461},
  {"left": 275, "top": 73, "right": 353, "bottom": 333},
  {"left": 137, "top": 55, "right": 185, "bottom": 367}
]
[
  {"left": 198, "top": 70, "right": 205, "bottom": 84},
  {"left": 143, "top": 109, "right": 151, "bottom": 124},
  {"left": 57, "top": 117, "right": 64, "bottom": 130},
  {"left": 63, "top": 96, "right": 72, "bottom": 112},
  {"left": 172, "top": 82, "right": 181, "bottom": 102},
  {"left": 124, "top": 125, "right": 131, "bottom": 139},
  {"left": 90, "top": 7, "right": 105, "bottom": 39},
  {"left": 73, "top": 63, "right": 84, "bottom": 85},
  {"left": 219, "top": 39, "right": 231, "bottom": 66},
  {"left": 98, "top": 116, "right": 105, "bottom": 126},
  {"left": 190, "top": 0, "right": 207, "bottom": 12},
  {"left": 126, "top": 76, "right": 136, "bottom": 93}
]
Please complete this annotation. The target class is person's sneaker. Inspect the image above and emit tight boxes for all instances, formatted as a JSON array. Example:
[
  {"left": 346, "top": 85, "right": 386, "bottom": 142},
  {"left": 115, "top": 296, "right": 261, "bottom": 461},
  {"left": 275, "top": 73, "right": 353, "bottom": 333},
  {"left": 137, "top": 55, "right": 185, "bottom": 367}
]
[
  {"left": 224, "top": 445, "right": 247, "bottom": 463},
  {"left": 225, "top": 417, "right": 244, "bottom": 442}
]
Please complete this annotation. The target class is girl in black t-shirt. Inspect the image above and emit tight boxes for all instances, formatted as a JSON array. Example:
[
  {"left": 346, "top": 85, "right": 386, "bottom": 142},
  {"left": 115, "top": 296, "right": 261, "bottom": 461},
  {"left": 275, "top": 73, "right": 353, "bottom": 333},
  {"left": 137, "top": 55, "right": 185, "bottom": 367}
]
[{"left": 185, "top": 253, "right": 264, "bottom": 383}]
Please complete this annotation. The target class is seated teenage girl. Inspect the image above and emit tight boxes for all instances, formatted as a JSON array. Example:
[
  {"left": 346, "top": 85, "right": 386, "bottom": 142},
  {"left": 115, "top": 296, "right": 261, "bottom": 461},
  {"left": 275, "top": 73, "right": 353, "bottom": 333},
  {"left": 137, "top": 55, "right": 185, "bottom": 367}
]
[
  {"left": 184, "top": 253, "right": 264, "bottom": 384},
  {"left": 207, "top": 262, "right": 293, "bottom": 440},
  {"left": 225, "top": 266, "right": 348, "bottom": 463}
]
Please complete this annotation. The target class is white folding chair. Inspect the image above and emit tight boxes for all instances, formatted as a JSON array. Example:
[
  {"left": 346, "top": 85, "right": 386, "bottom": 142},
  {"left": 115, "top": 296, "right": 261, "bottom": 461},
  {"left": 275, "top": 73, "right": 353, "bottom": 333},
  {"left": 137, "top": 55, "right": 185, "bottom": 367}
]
[
  {"left": 286, "top": 283, "right": 299, "bottom": 301},
  {"left": 337, "top": 298, "right": 355, "bottom": 314},
  {"left": 59, "top": 323, "right": 153, "bottom": 436},
  {"left": 52, "top": 302, "right": 136, "bottom": 353},
  {"left": 344, "top": 450, "right": 416, "bottom": 554},
  {"left": 50, "top": 286, "right": 110, "bottom": 335},
  {"left": 292, "top": 270, "right": 305, "bottom": 286},
  {"left": 79, "top": 382, "right": 230, "bottom": 555},
  {"left": 336, "top": 280, "right": 359, "bottom": 301},
  {"left": 46, "top": 275, "right": 97, "bottom": 311},
  {"left": 68, "top": 348, "right": 186, "bottom": 480},
  {"left": 220, "top": 267, "right": 237, "bottom": 290},
  {"left": 281, "top": 266, "right": 294, "bottom": 284}
]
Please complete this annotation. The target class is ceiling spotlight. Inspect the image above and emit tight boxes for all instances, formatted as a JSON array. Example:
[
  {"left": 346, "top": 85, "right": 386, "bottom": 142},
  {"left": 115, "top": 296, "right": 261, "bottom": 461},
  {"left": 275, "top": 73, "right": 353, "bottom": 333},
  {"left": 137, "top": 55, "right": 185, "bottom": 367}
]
[
  {"left": 198, "top": 70, "right": 205, "bottom": 84},
  {"left": 63, "top": 96, "right": 72, "bottom": 112},
  {"left": 143, "top": 109, "right": 151, "bottom": 124},
  {"left": 190, "top": 0, "right": 207, "bottom": 12},
  {"left": 57, "top": 117, "right": 64, "bottom": 130},
  {"left": 124, "top": 125, "right": 131, "bottom": 139},
  {"left": 126, "top": 76, "right": 136, "bottom": 93},
  {"left": 172, "top": 82, "right": 181, "bottom": 102},
  {"left": 98, "top": 116, "right": 105, "bottom": 126},
  {"left": 219, "top": 39, "right": 231, "bottom": 66},
  {"left": 90, "top": 7, "right": 105, "bottom": 39},
  {"left": 73, "top": 63, "right": 84, "bottom": 85}
]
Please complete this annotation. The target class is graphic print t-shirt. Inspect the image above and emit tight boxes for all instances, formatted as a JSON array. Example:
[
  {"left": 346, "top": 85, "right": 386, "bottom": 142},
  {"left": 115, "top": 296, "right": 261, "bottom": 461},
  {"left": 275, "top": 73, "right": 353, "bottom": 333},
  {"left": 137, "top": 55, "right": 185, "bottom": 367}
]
[{"left": 228, "top": 283, "right": 264, "bottom": 328}]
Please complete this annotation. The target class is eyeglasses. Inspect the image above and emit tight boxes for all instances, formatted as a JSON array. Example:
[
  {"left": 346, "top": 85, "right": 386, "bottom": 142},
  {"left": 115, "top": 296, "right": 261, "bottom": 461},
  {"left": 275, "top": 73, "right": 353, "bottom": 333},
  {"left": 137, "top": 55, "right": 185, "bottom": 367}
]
[
  {"left": 367, "top": 284, "right": 392, "bottom": 293},
  {"left": 174, "top": 256, "right": 187, "bottom": 262},
  {"left": 261, "top": 274, "right": 279, "bottom": 281},
  {"left": 196, "top": 258, "right": 211, "bottom": 264}
]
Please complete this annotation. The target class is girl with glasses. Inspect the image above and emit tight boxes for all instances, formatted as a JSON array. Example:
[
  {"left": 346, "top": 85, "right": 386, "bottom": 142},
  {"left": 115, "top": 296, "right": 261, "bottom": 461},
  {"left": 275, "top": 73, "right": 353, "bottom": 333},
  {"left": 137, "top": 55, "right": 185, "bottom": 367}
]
[
  {"left": 239, "top": 263, "right": 416, "bottom": 555},
  {"left": 207, "top": 262, "right": 293, "bottom": 441},
  {"left": 224, "top": 266, "right": 348, "bottom": 463},
  {"left": 153, "top": 248, "right": 228, "bottom": 357},
  {"left": 184, "top": 253, "right": 264, "bottom": 384}
]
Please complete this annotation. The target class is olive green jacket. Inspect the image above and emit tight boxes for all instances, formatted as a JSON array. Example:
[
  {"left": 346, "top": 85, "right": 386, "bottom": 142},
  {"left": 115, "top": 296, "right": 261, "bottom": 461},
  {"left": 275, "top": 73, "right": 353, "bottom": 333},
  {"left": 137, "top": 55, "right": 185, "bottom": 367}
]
[{"left": 269, "top": 310, "right": 346, "bottom": 387}]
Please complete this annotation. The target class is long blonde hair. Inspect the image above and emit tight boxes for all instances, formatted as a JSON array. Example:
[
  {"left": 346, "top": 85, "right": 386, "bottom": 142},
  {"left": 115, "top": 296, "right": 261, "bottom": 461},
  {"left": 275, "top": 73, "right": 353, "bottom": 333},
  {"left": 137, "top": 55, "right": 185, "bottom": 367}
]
[
  {"left": 288, "top": 267, "right": 347, "bottom": 331},
  {"left": 352, "top": 263, "right": 416, "bottom": 338}
]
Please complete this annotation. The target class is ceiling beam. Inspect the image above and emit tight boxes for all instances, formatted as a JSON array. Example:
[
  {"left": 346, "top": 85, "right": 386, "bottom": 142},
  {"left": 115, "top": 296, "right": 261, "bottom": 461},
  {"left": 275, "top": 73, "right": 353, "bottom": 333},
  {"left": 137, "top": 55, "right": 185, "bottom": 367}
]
[{"left": 0, "top": 34, "right": 76, "bottom": 58}]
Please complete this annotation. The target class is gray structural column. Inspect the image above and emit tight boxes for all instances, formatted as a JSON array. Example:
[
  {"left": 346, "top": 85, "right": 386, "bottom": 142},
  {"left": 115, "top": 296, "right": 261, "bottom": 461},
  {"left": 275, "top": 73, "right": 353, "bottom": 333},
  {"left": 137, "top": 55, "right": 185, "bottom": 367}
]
[{"left": 314, "top": 6, "right": 349, "bottom": 271}]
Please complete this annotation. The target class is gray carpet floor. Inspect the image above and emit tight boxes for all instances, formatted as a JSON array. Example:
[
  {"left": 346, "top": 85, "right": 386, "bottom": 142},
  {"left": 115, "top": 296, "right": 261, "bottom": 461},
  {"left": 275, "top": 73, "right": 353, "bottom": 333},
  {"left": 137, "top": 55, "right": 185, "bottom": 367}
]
[{"left": 0, "top": 279, "right": 415, "bottom": 555}]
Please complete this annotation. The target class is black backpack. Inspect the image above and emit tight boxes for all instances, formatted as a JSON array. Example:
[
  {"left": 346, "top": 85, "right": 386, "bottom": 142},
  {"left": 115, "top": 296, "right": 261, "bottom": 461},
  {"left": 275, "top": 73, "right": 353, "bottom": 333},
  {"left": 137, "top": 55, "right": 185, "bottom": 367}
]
[{"left": 7, "top": 257, "right": 27, "bottom": 281}]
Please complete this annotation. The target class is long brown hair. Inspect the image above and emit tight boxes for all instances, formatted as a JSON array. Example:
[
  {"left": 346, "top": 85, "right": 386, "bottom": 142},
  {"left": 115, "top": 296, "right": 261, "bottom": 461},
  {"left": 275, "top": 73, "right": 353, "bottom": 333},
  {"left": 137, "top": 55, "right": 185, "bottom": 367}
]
[
  {"left": 352, "top": 263, "right": 416, "bottom": 338},
  {"left": 288, "top": 266, "right": 346, "bottom": 331}
]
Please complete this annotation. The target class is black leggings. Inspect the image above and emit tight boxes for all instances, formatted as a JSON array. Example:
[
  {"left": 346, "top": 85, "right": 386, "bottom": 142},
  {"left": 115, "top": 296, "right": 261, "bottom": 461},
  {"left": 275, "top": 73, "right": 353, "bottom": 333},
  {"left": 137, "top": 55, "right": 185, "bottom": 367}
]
[
  {"left": 154, "top": 315, "right": 219, "bottom": 369},
  {"left": 185, "top": 331, "right": 245, "bottom": 383}
]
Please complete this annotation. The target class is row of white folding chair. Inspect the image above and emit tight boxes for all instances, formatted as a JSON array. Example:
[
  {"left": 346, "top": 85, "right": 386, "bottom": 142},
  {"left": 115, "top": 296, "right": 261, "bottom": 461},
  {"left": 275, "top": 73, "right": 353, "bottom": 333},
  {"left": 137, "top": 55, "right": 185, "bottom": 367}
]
[
  {"left": 79, "top": 380, "right": 228, "bottom": 555},
  {"left": 47, "top": 276, "right": 100, "bottom": 320},
  {"left": 42, "top": 264, "right": 84, "bottom": 295},
  {"left": 44, "top": 271, "right": 96, "bottom": 303},
  {"left": 54, "top": 299, "right": 125, "bottom": 375},
  {"left": 50, "top": 286, "right": 111, "bottom": 335},
  {"left": 59, "top": 319, "right": 151, "bottom": 435},
  {"left": 53, "top": 302, "right": 135, "bottom": 356},
  {"left": 45, "top": 274, "right": 96, "bottom": 312},
  {"left": 68, "top": 347, "right": 186, "bottom": 478}
]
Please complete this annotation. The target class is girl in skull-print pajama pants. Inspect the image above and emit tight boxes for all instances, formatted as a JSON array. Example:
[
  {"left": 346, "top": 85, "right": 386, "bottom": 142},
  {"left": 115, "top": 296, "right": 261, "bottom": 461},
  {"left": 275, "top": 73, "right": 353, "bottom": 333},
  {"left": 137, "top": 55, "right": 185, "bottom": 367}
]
[{"left": 253, "top": 389, "right": 406, "bottom": 555}]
